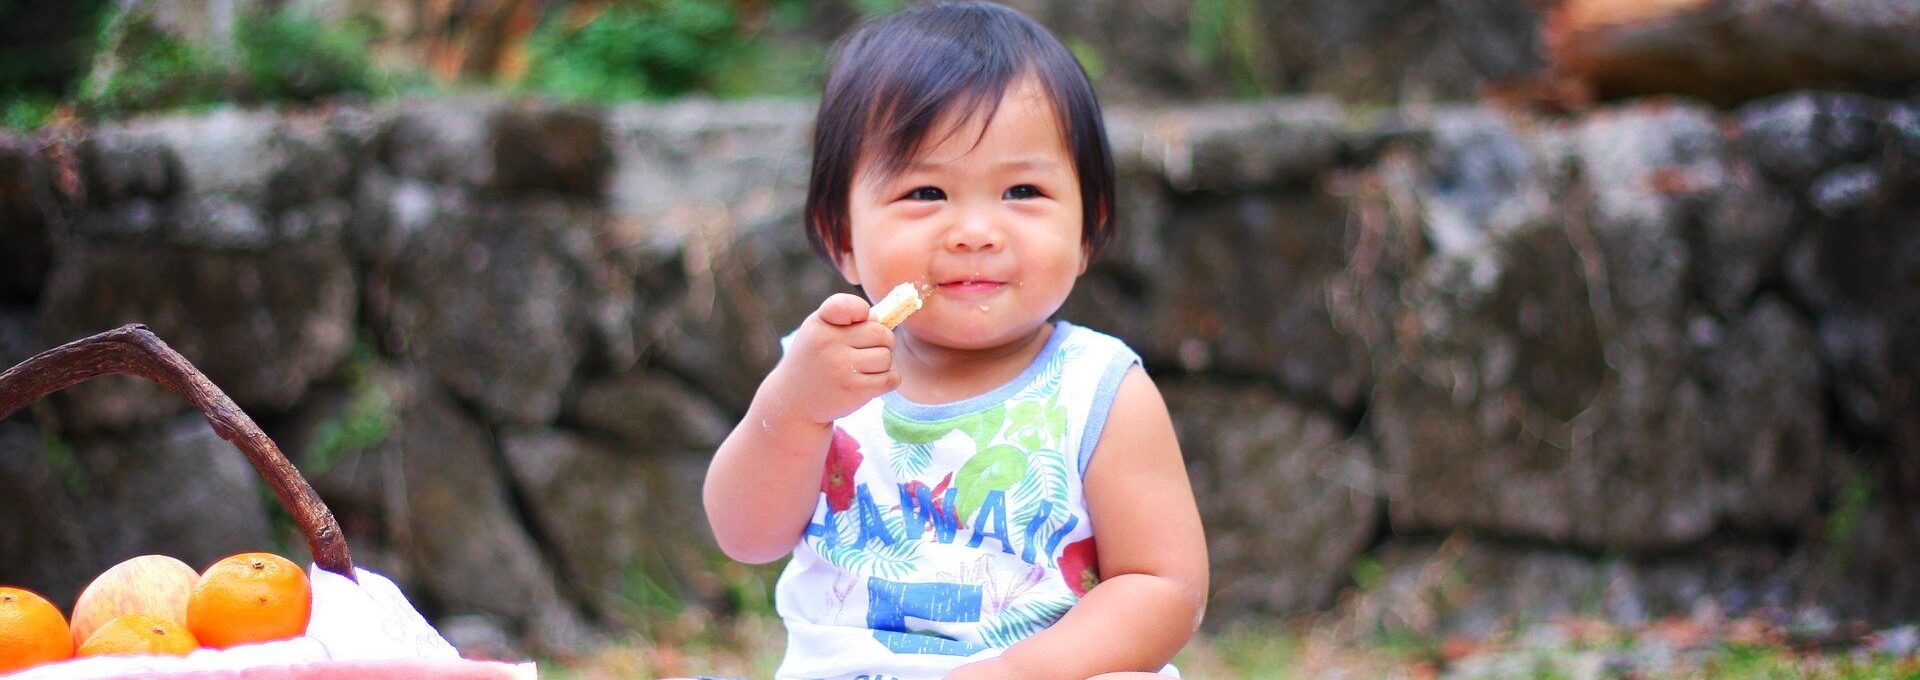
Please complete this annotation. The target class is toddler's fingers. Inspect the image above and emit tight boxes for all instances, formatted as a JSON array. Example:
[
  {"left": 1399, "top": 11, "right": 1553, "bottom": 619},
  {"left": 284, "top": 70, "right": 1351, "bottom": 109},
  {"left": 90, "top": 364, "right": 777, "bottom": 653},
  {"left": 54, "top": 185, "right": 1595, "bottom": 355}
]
[
  {"left": 817, "top": 293, "right": 874, "bottom": 327},
  {"left": 849, "top": 346, "right": 894, "bottom": 375},
  {"left": 863, "top": 368, "right": 902, "bottom": 394},
  {"left": 843, "top": 319, "right": 896, "bottom": 350}
]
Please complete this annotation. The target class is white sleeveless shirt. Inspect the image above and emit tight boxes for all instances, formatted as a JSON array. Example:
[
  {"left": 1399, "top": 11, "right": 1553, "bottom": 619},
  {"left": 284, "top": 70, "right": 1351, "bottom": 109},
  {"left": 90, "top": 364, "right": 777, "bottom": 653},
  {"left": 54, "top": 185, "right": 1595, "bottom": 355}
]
[{"left": 772, "top": 321, "right": 1146, "bottom": 680}]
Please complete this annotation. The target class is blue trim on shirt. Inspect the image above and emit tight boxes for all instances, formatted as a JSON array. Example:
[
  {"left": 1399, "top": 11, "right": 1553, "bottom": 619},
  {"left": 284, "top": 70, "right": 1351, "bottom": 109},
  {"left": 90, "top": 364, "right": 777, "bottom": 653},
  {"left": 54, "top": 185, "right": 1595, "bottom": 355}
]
[
  {"left": 1077, "top": 345, "right": 1141, "bottom": 478},
  {"left": 881, "top": 320, "right": 1072, "bottom": 421}
]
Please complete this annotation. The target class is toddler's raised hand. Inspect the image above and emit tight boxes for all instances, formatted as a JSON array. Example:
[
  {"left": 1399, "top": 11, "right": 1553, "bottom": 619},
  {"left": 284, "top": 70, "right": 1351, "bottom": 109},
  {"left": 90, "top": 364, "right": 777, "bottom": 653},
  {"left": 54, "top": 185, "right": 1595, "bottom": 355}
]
[{"left": 765, "top": 293, "right": 901, "bottom": 426}]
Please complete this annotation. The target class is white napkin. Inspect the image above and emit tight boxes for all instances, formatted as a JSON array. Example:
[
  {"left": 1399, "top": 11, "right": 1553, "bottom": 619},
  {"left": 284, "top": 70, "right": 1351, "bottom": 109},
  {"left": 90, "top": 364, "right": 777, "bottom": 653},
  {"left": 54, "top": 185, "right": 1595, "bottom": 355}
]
[{"left": 304, "top": 565, "right": 461, "bottom": 661}]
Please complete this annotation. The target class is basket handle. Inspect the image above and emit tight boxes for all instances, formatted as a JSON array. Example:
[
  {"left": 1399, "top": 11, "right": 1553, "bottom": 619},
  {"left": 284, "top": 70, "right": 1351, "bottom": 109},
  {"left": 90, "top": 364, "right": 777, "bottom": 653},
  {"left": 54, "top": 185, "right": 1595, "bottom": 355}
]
[{"left": 0, "top": 324, "right": 355, "bottom": 580}]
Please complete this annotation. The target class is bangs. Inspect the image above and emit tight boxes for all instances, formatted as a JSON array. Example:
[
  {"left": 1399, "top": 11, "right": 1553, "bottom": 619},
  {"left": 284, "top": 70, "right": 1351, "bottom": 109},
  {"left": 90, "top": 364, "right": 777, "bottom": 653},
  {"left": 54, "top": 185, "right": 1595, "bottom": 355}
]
[{"left": 849, "top": 17, "right": 1028, "bottom": 187}]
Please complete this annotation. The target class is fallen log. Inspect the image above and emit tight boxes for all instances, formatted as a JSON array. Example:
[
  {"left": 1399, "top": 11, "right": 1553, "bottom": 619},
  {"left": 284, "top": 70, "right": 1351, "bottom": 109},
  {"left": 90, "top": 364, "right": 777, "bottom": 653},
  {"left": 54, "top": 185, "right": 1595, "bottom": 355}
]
[{"left": 1544, "top": 0, "right": 1920, "bottom": 105}]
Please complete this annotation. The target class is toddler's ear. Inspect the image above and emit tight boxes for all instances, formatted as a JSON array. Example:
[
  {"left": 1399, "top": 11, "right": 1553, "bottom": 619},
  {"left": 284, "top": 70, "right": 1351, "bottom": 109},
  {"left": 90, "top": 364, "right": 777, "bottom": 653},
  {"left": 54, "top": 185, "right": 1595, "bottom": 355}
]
[
  {"left": 1080, "top": 203, "right": 1107, "bottom": 275},
  {"left": 835, "top": 249, "right": 862, "bottom": 286}
]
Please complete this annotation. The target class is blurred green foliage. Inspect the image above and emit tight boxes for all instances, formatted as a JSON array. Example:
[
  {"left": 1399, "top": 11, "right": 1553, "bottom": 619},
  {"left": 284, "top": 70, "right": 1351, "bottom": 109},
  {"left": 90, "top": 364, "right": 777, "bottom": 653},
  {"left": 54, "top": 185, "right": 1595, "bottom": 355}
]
[
  {"left": 3, "top": 98, "right": 58, "bottom": 131},
  {"left": 1188, "top": 0, "right": 1271, "bottom": 97},
  {"left": 79, "top": 10, "right": 227, "bottom": 117},
  {"left": 1823, "top": 470, "right": 1875, "bottom": 570},
  {"left": 40, "top": 432, "right": 85, "bottom": 496},
  {"left": 522, "top": 0, "right": 746, "bottom": 100},
  {"left": 1, "top": 0, "right": 893, "bottom": 128},
  {"left": 718, "top": 560, "right": 779, "bottom": 619},
  {"left": 303, "top": 340, "right": 395, "bottom": 478},
  {"left": 233, "top": 8, "right": 384, "bottom": 104},
  {"left": 0, "top": 0, "right": 114, "bottom": 125},
  {"left": 618, "top": 559, "right": 687, "bottom": 627},
  {"left": 1065, "top": 37, "right": 1107, "bottom": 85},
  {"left": 81, "top": 6, "right": 390, "bottom": 118},
  {"left": 1349, "top": 553, "right": 1386, "bottom": 592},
  {"left": 520, "top": 0, "right": 832, "bottom": 101},
  {"left": 704, "top": 0, "right": 831, "bottom": 99}
]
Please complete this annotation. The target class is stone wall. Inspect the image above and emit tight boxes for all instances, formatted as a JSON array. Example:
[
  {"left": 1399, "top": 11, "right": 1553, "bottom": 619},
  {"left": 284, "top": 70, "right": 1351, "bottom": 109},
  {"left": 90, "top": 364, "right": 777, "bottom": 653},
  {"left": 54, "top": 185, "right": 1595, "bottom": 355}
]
[{"left": 2, "top": 92, "right": 1916, "bottom": 654}]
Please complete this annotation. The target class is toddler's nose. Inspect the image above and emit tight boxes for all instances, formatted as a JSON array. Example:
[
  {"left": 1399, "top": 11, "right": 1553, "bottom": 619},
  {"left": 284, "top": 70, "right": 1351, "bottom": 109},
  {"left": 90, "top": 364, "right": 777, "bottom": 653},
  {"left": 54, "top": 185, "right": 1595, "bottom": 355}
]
[{"left": 944, "top": 209, "right": 1002, "bottom": 252}]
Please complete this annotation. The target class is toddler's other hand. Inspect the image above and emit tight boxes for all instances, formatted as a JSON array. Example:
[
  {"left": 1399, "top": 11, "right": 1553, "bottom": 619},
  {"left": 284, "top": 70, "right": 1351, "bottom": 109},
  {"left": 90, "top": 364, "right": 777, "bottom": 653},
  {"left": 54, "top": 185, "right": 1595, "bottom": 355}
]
[{"left": 767, "top": 292, "right": 901, "bottom": 425}]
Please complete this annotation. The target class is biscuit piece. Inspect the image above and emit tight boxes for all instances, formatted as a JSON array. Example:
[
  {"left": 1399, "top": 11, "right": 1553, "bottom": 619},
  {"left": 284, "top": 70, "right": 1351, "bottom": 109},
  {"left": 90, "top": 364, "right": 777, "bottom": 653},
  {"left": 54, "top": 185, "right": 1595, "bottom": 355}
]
[{"left": 870, "top": 282, "right": 923, "bottom": 328}]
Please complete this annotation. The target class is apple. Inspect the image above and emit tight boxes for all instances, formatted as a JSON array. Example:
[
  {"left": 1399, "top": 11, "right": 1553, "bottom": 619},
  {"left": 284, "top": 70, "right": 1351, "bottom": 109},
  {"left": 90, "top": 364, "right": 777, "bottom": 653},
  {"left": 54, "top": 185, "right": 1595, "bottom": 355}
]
[{"left": 69, "top": 554, "right": 198, "bottom": 648}]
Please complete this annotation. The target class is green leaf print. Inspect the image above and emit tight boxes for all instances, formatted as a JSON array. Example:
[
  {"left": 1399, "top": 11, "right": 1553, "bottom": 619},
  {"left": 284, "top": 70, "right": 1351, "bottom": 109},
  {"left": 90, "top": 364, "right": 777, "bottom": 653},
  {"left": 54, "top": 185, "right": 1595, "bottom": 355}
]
[
  {"left": 979, "top": 595, "right": 1075, "bottom": 648},
  {"left": 888, "top": 440, "right": 935, "bottom": 478},
  {"left": 955, "top": 444, "right": 1029, "bottom": 522},
  {"left": 1004, "top": 392, "right": 1067, "bottom": 451},
  {"left": 958, "top": 405, "right": 1009, "bottom": 447},
  {"left": 884, "top": 404, "right": 1007, "bottom": 449},
  {"left": 821, "top": 502, "right": 918, "bottom": 580},
  {"left": 1013, "top": 344, "right": 1077, "bottom": 402},
  {"left": 823, "top": 540, "right": 918, "bottom": 580},
  {"left": 1010, "top": 447, "right": 1071, "bottom": 535}
]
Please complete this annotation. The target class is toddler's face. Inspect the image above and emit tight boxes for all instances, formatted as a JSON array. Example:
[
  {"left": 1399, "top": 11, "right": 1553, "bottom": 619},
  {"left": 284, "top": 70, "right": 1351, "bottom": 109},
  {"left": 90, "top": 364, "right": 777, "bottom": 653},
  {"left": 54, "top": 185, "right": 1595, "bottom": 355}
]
[{"left": 839, "top": 75, "right": 1085, "bottom": 352}]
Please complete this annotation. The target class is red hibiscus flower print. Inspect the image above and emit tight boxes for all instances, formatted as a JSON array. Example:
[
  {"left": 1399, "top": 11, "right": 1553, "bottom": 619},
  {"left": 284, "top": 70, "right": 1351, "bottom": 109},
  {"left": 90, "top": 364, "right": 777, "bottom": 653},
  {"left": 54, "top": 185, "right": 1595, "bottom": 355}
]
[
  {"left": 821, "top": 426, "right": 864, "bottom": 512},
  {"left": 1059, "top": 537, "right": 1099, "bottom": 596},
  {"left": 904, "top": 472, "right": 956, "bottom": 528}
]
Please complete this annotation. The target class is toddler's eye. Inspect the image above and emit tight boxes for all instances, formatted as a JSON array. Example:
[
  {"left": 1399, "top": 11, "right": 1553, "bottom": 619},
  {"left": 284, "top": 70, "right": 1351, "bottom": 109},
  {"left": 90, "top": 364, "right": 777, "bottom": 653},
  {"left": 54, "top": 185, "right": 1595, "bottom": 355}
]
[
  {"left": 904, "top": 187, "right": 946, "bottom": 201},
  {"left": 1003, "top": 184, "right": 1041, "bottom": 200}
]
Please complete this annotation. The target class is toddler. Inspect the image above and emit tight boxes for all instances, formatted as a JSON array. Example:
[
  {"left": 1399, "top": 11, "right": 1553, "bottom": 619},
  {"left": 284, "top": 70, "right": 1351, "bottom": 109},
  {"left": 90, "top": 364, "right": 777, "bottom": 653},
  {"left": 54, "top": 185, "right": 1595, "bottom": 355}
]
[{"left": 703, "top": 4, "right": 1208, "bottom": 678}]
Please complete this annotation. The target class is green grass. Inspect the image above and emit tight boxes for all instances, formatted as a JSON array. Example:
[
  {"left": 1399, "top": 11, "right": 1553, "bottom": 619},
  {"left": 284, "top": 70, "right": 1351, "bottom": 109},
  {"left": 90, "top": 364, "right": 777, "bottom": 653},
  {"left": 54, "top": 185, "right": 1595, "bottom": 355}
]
[
  {"left": 1173, "top": 622, "right": 1304, "bottom": 677},
  {"left": 1695, "top": 643, "right": 1920, "bottom": 680}
]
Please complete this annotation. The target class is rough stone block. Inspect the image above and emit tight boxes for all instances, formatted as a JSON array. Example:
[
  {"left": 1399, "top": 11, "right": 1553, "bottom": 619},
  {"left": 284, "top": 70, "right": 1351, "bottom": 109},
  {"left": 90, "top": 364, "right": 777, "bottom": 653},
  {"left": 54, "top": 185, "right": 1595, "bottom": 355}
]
[
  {"left": 378, "top": 99, "right": 614, "bottom": 198},
  {"left": 373, "top": 194, "right": 629, "bottom": 426},
  {"left": 1170, "top": 383, "right": 1379, "bottom": 616},
  {"left": 76, "top": 416, "right": 277, "bottom": 574},
  {"left": 78, "top": 131, "right": 179, "bottom": 205},
  {"left": 136, "top": 108, "right": 353, "bottom": 214},
  {"left": 499, "top": 428, "right": 720, "bottom": 621},
  {"left": 1351, "top": 103, "right": 1834, "bottom": 551},
  {"left": 292, "top": 369, "right": 597, "bottom": 656},
  {"left": 568, "top": 370, "right": 733, "bottom": 452},
  {"left": 1125, "top": 100, "right": 1347, "bottom": 193},
  {"left": 0, "top": 133, "right": 55, "bottom": 303},
  {"left": 37, "top": 238, "right": 357, "bottom": 425}
]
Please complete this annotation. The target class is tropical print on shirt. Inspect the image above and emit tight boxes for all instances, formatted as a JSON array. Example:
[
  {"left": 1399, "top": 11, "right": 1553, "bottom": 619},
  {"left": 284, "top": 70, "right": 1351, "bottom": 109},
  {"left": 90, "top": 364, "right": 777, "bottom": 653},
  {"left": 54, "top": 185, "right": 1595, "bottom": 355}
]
[{"left": 771, "top": 321, "right": 1140, "bottom": 680}]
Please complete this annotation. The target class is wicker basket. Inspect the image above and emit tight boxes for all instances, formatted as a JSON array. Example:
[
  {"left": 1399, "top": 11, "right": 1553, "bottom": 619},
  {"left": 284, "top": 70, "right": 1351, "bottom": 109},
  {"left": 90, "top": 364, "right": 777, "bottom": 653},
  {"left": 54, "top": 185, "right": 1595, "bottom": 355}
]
[
  {"left": 0, "top": 324, "right": 352, "bottom": 579},
  {"left": 0, "top": 325, "right": 533, "bottom": 679}
]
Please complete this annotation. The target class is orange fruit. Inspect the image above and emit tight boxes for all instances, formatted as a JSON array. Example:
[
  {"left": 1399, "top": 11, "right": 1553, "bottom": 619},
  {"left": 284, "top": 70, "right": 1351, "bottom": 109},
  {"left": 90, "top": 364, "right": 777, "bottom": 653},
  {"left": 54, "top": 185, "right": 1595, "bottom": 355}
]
[
  {"left": 0, "top": 586, "right": 75, "bottom": 672},
  {"left": 69, "top": 554, "right": 198, "bottom": 648},
  {"left": 76, "top": 613, "right": 197, "bottom": 657},
  {"left": 187, "top": 552, "right": 312, "bottom": 649}
]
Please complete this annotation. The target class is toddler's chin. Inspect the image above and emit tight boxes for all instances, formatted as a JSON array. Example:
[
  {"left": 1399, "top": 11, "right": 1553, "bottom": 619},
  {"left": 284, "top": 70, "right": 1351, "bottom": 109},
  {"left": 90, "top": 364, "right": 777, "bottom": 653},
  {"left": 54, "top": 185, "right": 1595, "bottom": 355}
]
[{"left": 907, "top": 315, "right": 1049, "bottom": 352}]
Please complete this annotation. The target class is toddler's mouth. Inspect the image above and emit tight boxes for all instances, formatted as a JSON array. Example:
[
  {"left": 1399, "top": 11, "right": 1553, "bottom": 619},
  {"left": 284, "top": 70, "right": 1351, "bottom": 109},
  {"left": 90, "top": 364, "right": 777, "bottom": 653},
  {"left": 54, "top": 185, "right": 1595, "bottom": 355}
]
[{"left": 936, "top": 279, "right": 1005, "bottom": 297}]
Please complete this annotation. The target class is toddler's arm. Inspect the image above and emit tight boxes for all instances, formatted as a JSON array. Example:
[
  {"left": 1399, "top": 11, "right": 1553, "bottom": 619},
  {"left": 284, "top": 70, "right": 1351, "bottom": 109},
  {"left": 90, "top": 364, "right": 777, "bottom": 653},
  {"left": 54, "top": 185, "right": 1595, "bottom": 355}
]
[
  {"left": 703, "top": 293, "right": 903, "bottom": 563},
  {"left": 949, "top": 367, "right": 1209, "bottom": 679}
]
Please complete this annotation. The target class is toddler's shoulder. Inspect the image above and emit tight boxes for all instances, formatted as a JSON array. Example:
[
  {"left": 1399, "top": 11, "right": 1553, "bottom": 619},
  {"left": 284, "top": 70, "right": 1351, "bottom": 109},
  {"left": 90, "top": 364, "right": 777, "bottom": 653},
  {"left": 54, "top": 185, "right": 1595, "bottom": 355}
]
[{"left": 1056, "top": 321, "right": 1140, "bottom": 366}]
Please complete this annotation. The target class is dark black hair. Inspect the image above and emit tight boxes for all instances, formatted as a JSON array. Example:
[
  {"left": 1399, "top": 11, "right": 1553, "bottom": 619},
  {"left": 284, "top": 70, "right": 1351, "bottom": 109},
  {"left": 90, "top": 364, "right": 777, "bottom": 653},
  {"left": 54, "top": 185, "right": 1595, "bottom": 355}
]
[{"left": 804, "top": 1, "right": 1116, "bottom": 263}]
